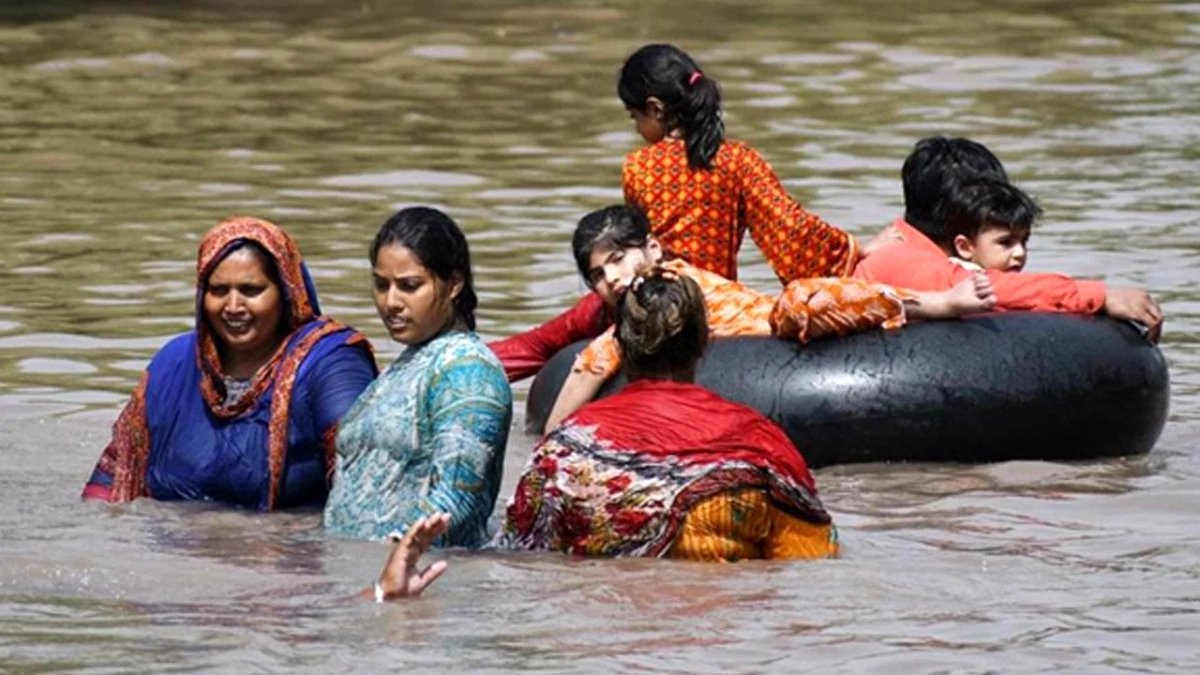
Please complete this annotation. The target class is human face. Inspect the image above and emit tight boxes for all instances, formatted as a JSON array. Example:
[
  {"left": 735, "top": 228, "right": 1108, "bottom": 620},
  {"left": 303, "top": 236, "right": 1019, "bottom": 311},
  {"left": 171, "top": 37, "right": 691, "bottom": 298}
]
[
  {"left": 954, "top": 225, "right": 1029, "bottom": 272},
  {"left": 627, "top": 98, "right": 667, "bottom": 144},
  {"left": 585, "top": 239, "right": 663, "bottom": 307},
  {"left": 372, "top": 243, "right": 463, "bottom": 346},
  {"left": 203, "top": 247, "right": 285, "bottom": 363}
]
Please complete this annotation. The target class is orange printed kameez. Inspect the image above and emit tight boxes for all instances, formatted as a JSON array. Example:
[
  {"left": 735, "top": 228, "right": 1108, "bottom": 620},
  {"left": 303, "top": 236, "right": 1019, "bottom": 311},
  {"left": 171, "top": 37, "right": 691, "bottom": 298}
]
[{"left": 622, "top": 138, "right": 859, "bottom": 283}]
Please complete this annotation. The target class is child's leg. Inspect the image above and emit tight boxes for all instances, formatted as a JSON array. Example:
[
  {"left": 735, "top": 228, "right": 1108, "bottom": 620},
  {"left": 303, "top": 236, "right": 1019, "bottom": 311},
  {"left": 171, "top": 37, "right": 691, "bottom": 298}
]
[{"left": 903, "top": 273, "right": 996, "bottom": 321}]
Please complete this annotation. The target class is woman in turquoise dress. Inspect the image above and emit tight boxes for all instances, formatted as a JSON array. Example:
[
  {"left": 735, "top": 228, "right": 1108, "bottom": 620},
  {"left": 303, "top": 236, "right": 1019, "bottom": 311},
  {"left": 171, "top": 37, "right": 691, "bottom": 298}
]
[{"left": 324, "top": 207, "right": 512, "bottom": 548}]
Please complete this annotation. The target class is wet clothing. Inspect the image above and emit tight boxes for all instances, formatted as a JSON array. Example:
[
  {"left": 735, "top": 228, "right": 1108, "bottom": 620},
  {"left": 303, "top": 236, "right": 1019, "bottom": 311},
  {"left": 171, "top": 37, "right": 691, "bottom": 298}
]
[
  {"left": 574, "top": 259, "right": 908, "bottom": 380},
  {"left": 324, "top": 331, "right": 512, "bottom": 548},
  {"left": 83, "top": 217, "right": 376, "bottom": 511},
  {"left": 489, "top": 293, "right": 609, "bottom": 382},
  {"left": 623, "top": 138, "right": 859, "bottom": 283},
  {"left": 497, "top": 379, "right": 837, "bottom": 561},
  {"left": 854, "top": 219, "right": 1106, "bottom": 314}
]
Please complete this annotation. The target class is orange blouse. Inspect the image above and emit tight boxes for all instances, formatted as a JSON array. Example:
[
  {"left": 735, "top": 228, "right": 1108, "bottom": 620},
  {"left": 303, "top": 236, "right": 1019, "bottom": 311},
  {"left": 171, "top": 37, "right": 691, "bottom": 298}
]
[
  {"left": 622, "top": 138, "right": 859, "bottom": 284},
  {"left": 573, "top": 259, "right": 908, "bottom": 379}
]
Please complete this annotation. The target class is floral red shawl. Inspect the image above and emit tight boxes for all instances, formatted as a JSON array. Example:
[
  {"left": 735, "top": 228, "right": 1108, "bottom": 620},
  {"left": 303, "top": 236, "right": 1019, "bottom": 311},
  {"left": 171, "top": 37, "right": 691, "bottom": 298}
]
[{"left": 499, "top": 379, "right": 829, "bottom": 557}]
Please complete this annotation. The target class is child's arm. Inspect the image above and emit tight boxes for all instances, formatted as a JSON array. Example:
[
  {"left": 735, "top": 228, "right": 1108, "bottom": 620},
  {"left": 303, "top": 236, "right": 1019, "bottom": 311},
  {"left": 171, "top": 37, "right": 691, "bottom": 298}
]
[
  {"left": 543, "top": 327, "right": 621, "bottom": 434},
  {"left": 736, "top": 145, "right": 859, "bottom": 283}
]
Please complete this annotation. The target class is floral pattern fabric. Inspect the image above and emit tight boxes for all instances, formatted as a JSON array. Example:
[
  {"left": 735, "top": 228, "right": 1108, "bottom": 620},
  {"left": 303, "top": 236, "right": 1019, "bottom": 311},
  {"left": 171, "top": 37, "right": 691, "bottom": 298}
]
[
  {"left": 324, "top": 330, "right": 512, "bottom": 548},
  {"left": 497, "top": 379, "right": 833, "bottom": 559}
]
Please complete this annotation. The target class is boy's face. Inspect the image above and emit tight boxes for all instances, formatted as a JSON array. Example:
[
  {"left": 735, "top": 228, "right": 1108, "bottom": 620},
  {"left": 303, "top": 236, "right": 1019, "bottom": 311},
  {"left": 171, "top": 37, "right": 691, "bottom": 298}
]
[{"left": 954, "top": 224, "right": 1029, "bottom": 272}]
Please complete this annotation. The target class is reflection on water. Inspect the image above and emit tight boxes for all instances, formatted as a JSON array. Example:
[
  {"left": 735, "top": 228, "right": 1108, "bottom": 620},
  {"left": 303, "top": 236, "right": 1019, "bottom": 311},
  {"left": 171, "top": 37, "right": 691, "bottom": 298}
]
[{"left": 2, "top": 0, "right": 1199, "bottom": 672}]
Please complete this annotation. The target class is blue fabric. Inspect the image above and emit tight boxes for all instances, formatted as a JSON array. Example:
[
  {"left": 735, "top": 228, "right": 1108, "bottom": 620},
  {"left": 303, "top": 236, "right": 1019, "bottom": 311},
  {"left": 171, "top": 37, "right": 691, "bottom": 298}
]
[
  {"left": 324, "top": 331, "right": 512, "bottom": 547},
  {"left": 87, "top": 321, "right": 376, "bottom": 510}
]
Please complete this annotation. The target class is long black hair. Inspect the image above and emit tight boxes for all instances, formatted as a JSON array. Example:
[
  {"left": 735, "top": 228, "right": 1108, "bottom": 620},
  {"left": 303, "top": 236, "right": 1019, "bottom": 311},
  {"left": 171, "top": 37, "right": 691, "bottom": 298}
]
[
  {"left": 618, "top": 44, "right": 724, "bottom": 170},
  {"left": 571, "top": 204, "right": 652, "bottom": 285},
  {"left": 369, "top": 206, "right": 478, "bottom": 330}
]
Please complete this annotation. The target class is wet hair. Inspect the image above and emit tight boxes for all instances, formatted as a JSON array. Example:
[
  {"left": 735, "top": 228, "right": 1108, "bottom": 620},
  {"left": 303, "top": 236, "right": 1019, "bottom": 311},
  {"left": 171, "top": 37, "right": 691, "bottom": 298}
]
[
  {"left": 572, "top": 204, "right": 652, "bottom": 285},
  {"left": 944, "top": 176, "right": 1041, "bottom": 244},
  {"left": 901, "top": 136, "right": 1009, "bottom": 246},
  {"left": 615, "top": 267, "right": 709, "bottom": 380},
  {"left": 618, "top": 44, "right": 724, "bottom": 170},
  {"left": 369, "top": 206, "right": 478, "bottom": 330}
]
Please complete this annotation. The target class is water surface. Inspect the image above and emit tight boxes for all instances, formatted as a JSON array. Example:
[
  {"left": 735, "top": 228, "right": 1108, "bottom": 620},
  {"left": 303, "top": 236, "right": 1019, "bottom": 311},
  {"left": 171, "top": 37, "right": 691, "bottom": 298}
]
[{"left": 2, "top": 1, "right": 1199, "bottom": 672}]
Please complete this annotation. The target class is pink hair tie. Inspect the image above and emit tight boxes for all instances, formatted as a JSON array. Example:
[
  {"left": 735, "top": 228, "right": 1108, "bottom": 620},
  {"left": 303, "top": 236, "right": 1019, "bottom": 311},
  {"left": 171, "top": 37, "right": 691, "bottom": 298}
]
[{"left": 688, "top": 71, "right": 703, "bottom": 86}]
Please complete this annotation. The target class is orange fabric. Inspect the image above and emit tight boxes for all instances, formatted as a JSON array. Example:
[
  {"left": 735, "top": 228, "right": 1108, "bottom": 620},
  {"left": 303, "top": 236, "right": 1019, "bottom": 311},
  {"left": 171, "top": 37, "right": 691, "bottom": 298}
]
[
  {"left": 666, "top": 488, "right": 839, "bottom": 562},
  {"left": 573, "top": 259, "right": 907, "bottom": 378},
  {"left": 854, "top": 219, "right": 1106, "bottom": 314},
  {"left": 623, "top": 138, "right": 858, "bottom": 283}
]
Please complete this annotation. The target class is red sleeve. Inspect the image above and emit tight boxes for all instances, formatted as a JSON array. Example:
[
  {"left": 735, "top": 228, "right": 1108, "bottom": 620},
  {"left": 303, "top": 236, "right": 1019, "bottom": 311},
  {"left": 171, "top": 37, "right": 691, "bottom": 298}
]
[
  {"left": 985, "top": 271, "right": 1105, "bottom": 314},
  {"left": 737, "top": 145, "right": 858, "bottom": 283},
  {"left": 489, "top": 293, "right": 611, "bottom": 382},
  {"left": 853, "top": 244, "right": 1106, "bottom": 314}
]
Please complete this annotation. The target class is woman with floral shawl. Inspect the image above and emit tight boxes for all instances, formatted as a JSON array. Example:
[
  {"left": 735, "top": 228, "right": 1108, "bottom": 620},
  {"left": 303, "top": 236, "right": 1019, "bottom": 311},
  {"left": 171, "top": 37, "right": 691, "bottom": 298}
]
[{"left": 497, "top": 268, "right": 839, "bottom": 561}]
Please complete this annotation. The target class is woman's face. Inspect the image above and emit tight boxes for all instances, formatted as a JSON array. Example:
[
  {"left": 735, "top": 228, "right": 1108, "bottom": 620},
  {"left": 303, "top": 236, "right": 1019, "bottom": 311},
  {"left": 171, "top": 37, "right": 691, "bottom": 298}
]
[
  {"left": 203, "top": 247, "right": 285, "bottom": 360},
  {"left": 372, "top": 243, "right": 462, "bottom": 345},
  {"left": 586, "top": 238, "right": 663, "bottom": 308}
]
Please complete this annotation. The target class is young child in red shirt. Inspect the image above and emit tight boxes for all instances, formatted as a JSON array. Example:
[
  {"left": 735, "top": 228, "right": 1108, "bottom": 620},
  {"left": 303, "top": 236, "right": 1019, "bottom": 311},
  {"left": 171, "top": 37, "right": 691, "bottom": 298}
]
[
  {"left": 944, "top": 175, "right": 1037, "bottom": 273},
  {"left": 853, "top": 136, "right": 1162, "bottom": 341}
]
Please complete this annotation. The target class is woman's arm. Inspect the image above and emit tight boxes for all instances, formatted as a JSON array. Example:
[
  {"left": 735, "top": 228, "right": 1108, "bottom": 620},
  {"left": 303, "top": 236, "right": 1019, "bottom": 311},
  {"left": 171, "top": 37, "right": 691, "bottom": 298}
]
[
  {"left": 83, "top": 372, "right": 152, "bottom": 502},
  {"left": 544, "top": 369, "right": 607, "bottom": 434},
  {"left": 308, "top": 339, "right": 379, "bottom": 479},
  {"left": 364, "top": 513, "right": 450, "bottom": 602},
  {"left": 419, "top": 352, "right": 513, "bottom": 547},
  {"left": 737, "top": 145, "right": 859, "bottom": 283}
]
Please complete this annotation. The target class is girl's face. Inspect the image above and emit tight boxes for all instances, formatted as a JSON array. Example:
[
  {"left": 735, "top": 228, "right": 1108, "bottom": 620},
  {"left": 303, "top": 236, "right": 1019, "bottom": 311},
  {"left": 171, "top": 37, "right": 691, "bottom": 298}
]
[
  {"left": 585, "top": 238, "right": 663, "bottom": 307},
  {"left": 372, "top": 243, "right": 463, "bottom": 346},
  {"left": 627, "top": 98, "right": 668, "bottom": 144}
]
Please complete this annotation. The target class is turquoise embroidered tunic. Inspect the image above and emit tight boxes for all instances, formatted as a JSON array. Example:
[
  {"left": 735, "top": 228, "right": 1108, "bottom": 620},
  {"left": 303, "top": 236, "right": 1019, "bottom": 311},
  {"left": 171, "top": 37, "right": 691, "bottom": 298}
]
[{"left": 323, "top": 330, "right": 512, "bottom": 547}]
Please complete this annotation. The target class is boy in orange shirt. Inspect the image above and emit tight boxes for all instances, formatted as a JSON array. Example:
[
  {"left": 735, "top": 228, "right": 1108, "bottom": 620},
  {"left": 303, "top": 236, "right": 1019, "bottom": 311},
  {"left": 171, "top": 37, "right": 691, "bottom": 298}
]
[
  {"left": 853, "top": 136, "right": 1162, "bottom": 341},
  {"left": 943, "top": 175, "right": 1037, "bottom": 273}
]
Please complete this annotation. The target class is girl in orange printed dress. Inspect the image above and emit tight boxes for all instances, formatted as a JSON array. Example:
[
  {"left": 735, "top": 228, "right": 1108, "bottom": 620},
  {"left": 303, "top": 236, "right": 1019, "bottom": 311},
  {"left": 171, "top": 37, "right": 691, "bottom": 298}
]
[
  {"left": 488, "top": 44, "right": 902, "bottom": 383},
  {"left": 542, "top": 205, "right": 996, "bottom": 432},
  {"left": 619, "top": 43, "right": 898, "bottom": 285}
]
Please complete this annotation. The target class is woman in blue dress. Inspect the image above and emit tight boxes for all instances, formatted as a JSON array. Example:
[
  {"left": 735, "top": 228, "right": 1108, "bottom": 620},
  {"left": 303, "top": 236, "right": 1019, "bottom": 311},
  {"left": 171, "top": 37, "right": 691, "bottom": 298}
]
[
  {"left": 324, "top": 207, "right": 512, "bottom": 548},
  {"left": 83, "top": 217, "right": 377, "bottom": 511}
]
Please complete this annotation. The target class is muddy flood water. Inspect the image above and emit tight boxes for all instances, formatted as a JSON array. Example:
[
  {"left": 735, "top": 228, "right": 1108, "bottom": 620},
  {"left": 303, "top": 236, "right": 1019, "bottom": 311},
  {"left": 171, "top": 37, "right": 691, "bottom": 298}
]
[{"left": 1, "top": 1, "right": 1199, "bottom": 672}]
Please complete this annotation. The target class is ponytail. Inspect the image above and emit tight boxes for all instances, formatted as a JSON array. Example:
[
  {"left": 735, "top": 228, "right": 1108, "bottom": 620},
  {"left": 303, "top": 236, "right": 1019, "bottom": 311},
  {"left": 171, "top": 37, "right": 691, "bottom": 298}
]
[
  {"left": 618, "top": 44, "right": 724, "bottom": 170},
  {"left": 615, "top": 267, "right": 708, "bottom": 379}
]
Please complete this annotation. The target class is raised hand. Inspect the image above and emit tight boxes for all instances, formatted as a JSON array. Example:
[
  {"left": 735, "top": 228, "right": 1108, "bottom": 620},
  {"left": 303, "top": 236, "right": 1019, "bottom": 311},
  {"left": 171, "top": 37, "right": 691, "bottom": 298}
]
[{"left": 370, "top": 513, "right": 451, "bottom": 601}]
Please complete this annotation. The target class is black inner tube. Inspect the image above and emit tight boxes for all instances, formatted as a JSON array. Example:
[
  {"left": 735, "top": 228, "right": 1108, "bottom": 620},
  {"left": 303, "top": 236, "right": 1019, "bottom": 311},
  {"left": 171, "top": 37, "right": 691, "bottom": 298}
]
[{"left": 526, "top": 313, "right": 1169, "bottom": 467}]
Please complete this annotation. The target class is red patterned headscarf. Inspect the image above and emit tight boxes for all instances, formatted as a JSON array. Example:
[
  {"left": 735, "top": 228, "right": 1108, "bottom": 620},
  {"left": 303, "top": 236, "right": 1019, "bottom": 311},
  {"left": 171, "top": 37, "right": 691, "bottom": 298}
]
[{"left": 194, "top": 217, "right": 320, "bottom": 418}]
